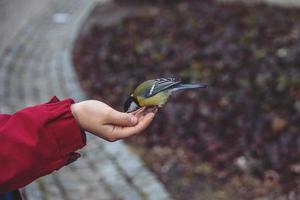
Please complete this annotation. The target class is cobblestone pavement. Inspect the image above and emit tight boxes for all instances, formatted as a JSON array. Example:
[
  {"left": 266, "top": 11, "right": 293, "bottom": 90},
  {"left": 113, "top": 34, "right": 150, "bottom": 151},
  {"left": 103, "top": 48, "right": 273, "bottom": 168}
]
[
  {"left": 0, "top": 0, "right": 171, "bottom": 199},
  {"left": 0, "top": 0, "right": 52, "bottom": 56}
]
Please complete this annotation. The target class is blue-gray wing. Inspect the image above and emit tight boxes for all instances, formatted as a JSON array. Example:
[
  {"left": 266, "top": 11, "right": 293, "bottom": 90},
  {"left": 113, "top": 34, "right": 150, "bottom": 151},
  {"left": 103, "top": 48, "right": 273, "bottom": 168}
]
[{"left": 145, "top": 78, "right": 181, "bottom": 98}]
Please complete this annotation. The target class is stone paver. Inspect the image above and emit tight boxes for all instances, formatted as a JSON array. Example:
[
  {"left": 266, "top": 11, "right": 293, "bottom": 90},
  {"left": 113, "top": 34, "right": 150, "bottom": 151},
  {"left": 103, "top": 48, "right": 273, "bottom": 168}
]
[
  {"left": 0, "top": 0, "right": 54, "bottom": 56},
  {"left": 0, "top": 0, "right": 171, "bottom": 199}
]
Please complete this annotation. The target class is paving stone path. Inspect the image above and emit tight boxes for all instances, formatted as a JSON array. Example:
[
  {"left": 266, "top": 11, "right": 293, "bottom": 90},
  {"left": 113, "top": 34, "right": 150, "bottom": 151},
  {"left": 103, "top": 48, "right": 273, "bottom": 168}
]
[{"left": 0, "top": 0, "right": 170, "bottom": 199}]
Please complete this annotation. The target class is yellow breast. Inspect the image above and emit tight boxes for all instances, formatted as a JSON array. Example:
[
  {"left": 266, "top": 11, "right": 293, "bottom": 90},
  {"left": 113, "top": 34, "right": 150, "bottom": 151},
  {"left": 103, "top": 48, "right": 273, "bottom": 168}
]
[{"left": 136, "top": 92, "right": 169, "bottom": 107}]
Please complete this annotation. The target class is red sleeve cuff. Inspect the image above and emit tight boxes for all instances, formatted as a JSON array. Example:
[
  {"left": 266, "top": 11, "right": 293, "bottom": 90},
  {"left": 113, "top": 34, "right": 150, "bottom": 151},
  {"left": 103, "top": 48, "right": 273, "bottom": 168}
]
[
  {"left": 42, "top": 96, "right": 86, "bottom": 163},
  {"left": 0, "top": 96, "right": 86, "bottom": 193}
]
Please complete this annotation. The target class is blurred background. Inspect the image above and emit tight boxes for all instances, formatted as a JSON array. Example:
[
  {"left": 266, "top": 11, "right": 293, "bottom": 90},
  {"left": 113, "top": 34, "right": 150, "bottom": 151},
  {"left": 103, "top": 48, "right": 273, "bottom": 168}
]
[
  {"left": 73, "top": 0, "right": 300, "bottom": 199},
  {"left": 0, "top": 0, "right": 51, "bottom": 55},
  {"left": 0, "top": 0, "right": 299, "bottom": 199}
]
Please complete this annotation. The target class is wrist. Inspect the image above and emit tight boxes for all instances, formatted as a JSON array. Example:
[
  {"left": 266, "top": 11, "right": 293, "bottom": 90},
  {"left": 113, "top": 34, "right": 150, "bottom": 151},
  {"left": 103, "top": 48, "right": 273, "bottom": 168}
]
[{"left": 70, "top": 103, "right": 82, "bottom": 129}]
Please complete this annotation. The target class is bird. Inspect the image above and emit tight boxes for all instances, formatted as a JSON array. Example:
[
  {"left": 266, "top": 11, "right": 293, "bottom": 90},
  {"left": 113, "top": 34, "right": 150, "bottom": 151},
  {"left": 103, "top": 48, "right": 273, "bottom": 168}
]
[{"left": 123, "top": 78, "right": 208, "bottom": 113}]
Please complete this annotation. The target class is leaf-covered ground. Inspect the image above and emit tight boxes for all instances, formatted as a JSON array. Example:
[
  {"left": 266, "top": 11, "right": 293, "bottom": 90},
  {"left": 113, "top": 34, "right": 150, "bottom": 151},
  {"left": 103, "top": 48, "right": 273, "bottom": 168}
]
[{"left": 73, "top": 0, "right": 300, "bottom": 199}]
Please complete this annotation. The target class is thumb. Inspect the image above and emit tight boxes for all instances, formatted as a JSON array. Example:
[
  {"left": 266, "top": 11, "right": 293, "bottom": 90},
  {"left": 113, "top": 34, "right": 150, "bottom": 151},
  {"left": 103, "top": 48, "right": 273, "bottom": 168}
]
[{"left": 107, "top": 109, "right": 137, "bottom": 126}]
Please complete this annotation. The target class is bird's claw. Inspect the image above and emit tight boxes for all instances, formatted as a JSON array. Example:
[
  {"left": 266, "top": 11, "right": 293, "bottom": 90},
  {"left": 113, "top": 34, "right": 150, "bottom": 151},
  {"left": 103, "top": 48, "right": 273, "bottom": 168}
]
[{"left": 131, "top": 106, "right": 158, "bottom": 118}]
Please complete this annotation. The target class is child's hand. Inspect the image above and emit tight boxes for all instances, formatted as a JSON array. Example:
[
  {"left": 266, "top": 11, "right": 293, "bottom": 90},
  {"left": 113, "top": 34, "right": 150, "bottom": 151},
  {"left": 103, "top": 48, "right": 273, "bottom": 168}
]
[{"left": 71, "top": 100, "right": 157, "bottom": 142}]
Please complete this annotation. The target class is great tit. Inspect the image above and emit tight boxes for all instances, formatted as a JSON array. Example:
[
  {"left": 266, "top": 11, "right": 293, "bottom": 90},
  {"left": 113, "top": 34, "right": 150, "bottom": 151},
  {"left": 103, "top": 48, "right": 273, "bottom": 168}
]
[{"left": 124, "top": 78, "right": 208, "bottom": 112}]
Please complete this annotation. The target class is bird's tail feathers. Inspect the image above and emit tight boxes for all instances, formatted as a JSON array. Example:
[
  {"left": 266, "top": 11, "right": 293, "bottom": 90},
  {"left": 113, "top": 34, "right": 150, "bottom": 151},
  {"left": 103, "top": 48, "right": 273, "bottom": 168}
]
[{"left": 170, "top": 83, "right": 208, "bottom": 93}]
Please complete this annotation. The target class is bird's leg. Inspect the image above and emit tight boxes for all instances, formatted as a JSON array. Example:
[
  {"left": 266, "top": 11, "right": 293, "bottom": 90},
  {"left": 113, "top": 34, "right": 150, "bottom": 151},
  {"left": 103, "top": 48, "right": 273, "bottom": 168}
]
[
  {"left": 158, "top": 102, "right": 166, "bottom": 108},
  {"left": 153, "top": 105, "right": 160, "bottom": 110}
]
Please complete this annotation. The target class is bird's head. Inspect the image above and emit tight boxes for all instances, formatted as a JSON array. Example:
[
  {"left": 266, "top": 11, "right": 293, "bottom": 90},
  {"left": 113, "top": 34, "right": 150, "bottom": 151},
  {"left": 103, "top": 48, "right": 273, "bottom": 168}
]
[{"left": 123, "top": 94, "right": 140, "bottom": 113}]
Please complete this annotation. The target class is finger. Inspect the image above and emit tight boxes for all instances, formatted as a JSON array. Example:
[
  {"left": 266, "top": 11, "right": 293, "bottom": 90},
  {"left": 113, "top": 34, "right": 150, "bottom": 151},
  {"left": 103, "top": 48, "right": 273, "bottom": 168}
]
[
  {"left": 113, "top": 110, "right": 157, "bottom": 139},
  {"left": 134, "top": 107, "right": 158, "bottom": 119},
  {"left": 131, "top": 107, "right": 145, "bottom": 114},
  {"left": 143, "top": 106, "right": 158, "bottom": 114},
  {"left": 107, "top": 109, "right": 137, "bottom": 126},
  {"left": 132, "top": 107, "right": 147, "bottom": 119}
]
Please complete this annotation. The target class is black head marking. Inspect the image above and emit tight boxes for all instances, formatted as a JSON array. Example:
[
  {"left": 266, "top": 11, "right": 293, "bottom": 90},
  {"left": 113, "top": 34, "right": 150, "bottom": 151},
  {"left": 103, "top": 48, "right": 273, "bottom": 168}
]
[{"left": 123, "top": 95, "right": 140, "bottom": 112}]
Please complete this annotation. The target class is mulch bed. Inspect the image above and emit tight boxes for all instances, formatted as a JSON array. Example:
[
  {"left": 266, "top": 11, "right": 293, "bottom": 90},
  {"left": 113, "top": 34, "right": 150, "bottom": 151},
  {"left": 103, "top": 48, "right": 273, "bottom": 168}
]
[{"left": 73, "top": 0, "right": 300, "bottom": 199}]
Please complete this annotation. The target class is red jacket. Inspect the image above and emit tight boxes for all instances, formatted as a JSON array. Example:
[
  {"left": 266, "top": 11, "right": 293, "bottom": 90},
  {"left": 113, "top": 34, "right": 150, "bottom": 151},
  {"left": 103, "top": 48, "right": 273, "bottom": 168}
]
[{"left": 0, "top": 97, "right": 86, "bottom": 194}]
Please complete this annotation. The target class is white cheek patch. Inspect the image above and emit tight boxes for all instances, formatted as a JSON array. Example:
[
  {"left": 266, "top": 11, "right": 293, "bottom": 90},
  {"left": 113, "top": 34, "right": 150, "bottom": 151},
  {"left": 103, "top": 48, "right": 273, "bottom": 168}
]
[{"left": 128, "top": 102, "right": 139, "bottom": 112}]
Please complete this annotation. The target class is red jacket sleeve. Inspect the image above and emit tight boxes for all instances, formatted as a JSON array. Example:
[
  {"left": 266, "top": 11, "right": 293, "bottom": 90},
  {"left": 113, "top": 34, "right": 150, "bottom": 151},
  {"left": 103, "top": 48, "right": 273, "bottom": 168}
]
[{"left": 0, "top": 96, "right": 86, "bottom": 194}]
